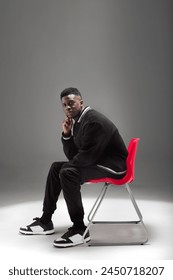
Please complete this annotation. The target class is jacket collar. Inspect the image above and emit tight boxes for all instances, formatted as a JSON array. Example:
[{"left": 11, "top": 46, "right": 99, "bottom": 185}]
[{"left": 74, "top": 106, "right": 91, "bottom": 123}]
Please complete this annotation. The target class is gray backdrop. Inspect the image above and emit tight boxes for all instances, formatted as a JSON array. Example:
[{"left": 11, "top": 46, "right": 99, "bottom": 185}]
[{"left": 0, "top": 0, "right": 172, "bottom": 206}]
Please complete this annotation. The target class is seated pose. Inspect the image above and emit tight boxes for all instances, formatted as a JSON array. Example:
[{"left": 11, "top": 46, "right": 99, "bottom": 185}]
[{"left": 19, "top": 87, "right": 128, "bottom": 248}]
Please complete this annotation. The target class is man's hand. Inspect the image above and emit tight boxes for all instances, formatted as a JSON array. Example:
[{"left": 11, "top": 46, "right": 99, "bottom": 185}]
[{"left": 62, "top": 117, "right": 73, "bottom": 135}]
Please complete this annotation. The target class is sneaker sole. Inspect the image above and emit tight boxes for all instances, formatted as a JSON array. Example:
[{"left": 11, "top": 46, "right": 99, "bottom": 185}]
[
  {"left": 53, "top": 236, "right": 91, "bottom": 248},
  {"left": 19, "top": 229, "right": 55, "bottom": 235}
]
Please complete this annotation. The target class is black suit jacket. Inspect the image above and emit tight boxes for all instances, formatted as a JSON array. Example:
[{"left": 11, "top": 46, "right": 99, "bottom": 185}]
[{"left": 61, "top": 107, "right": 128, "bottom": 172}]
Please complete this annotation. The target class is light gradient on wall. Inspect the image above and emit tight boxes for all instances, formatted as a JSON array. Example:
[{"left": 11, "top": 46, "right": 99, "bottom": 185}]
[{"left": 0, "top": 0, "right": 172, "bottom": 204}]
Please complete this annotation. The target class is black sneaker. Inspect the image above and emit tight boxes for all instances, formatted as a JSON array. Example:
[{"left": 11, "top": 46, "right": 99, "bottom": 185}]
[
  {"left": 19, "top": 217, "right": 55, "bottom": 235},
  {"left": 53, "top": 226, "right": 90, "bottom": 248}
]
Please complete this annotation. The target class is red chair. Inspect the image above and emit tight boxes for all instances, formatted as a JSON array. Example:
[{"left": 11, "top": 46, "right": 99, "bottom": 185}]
[{"left": 83, "top": 138, "right": 148, "bottom": 245}]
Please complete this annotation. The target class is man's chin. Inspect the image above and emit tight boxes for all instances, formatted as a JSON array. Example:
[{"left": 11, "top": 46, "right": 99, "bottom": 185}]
[
  {"left": 67, "top": 111, "right": 81, "bottom": 120},
  {"left": 67, "top": 113, "right": 74, "bottom": 118}
]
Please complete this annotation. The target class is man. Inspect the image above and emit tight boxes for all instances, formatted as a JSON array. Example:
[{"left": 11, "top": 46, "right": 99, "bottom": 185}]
[{"left": 19, "top": 87, "right": 128, "bottom": 248}]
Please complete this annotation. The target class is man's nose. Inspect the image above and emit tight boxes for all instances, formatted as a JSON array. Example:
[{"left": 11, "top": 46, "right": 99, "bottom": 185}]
[{"left": 66, "top": 105, "right": 72, "bottom": 110}]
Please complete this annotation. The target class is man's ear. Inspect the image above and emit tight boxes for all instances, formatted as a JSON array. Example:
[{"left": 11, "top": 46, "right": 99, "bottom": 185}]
[{"left": 80, "top": 100, "right": 84, "bottom": 106}]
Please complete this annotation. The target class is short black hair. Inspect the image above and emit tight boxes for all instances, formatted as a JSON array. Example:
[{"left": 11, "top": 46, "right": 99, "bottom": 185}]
[{"left": 60, "top": 87, "right": 82, "bottom": 99}]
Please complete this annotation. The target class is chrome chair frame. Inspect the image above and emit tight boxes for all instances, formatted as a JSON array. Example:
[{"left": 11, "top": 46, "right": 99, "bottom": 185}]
[{"left": 83, "top": 182, "right": 148, "bottom": 246}]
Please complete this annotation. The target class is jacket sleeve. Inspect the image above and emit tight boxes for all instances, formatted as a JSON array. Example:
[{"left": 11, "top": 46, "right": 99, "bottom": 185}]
[
  {"left": 61, "top": 133, "right": 78, "bottom": 160},
  {"left": 67, "top": 122, "right": 110, "bottom": 167}
]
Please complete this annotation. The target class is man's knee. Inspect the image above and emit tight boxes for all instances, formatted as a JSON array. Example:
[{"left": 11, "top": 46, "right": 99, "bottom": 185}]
[
  {"left": 59, "top": 167, "right": 73, "bottom": 179},
  {"left": 59, "top": 166, "right": 80, "bottom": 181},
  {"left": 49, "top": 162, "right": 65, "bottom": 175}
]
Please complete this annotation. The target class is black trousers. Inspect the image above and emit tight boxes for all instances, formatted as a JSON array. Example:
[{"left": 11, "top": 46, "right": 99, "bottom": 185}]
[{"left": 43, "top": 161, "right": 125, "bottom": 227}]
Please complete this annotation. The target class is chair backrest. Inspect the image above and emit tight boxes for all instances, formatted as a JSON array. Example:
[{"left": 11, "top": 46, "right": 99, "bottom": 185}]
[
  {"left": 125, "top": 138, "right": 140, "bottom": 183},
  {"left": 87, "top": 138, "right": 140, "bottom": 185}
]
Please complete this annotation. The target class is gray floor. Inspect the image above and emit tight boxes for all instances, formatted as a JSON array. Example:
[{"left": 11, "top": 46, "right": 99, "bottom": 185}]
[
  {"left": 1, "top": 183, "right": 173, "bottom": 279},
  {"left": 1, "top": 188, "right": 173, "bottom": 260}
]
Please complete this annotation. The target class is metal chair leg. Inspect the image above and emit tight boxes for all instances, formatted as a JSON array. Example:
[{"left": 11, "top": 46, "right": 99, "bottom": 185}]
[
  {"left": 83, "top": 183, "right": 109, "bottom": 243},
  {"left": 88, "top": 183, "right": 109, "bottom": 222},
  {"left": 83, "top": 183, "right": 148, "bottom": 245},
  {"left": 125, "top": 183, "right": 142, "bottom": 221}
]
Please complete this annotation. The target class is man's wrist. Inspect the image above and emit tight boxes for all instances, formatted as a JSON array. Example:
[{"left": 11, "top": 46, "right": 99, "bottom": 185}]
[{"left": 62, "top": 132, "right": 72, "bottom": 140}]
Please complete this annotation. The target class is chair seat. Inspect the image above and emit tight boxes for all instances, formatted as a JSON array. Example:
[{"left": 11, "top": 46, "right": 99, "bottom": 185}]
[{"left": 88, "top": 176, "right": 132, "bottom": 185}]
